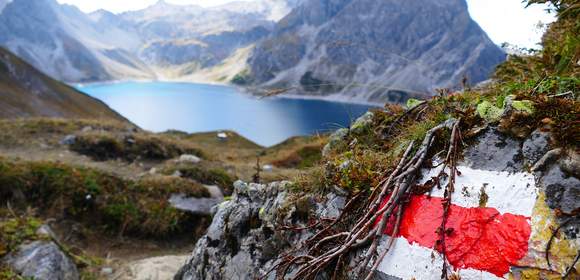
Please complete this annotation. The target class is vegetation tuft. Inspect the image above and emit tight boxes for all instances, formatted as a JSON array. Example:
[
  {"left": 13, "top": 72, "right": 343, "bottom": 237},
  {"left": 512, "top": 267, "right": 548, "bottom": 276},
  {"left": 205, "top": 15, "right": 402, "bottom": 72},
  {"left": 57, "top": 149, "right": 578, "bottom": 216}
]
[
  {"left": 0, "top": 158, "right": 209, "bottom": 237},
  {"left": 70, "top": 131, "right": 204, "bottom": 162}
]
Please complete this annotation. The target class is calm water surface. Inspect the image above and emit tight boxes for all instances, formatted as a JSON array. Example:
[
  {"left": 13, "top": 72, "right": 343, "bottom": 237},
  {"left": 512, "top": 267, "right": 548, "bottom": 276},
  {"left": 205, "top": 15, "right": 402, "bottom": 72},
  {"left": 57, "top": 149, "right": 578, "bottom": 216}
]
[{"left": 78, "top": 82, "right": 373, "bottom": 146}]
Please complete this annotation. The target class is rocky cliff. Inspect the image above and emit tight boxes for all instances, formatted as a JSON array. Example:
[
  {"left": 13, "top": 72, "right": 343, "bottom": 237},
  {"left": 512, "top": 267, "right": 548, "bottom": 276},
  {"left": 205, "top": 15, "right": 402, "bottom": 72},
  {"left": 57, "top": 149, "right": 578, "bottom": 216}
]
[{"left": 246, "top": 0, "right": 506, "bottom": 103}]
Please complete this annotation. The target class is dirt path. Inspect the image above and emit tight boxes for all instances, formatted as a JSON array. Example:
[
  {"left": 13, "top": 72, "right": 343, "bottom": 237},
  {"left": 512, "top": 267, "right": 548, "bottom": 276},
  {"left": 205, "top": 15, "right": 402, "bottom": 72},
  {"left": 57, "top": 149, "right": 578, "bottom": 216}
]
[{"left": 113, "top": 255, "right": 190, "bottom": 280}]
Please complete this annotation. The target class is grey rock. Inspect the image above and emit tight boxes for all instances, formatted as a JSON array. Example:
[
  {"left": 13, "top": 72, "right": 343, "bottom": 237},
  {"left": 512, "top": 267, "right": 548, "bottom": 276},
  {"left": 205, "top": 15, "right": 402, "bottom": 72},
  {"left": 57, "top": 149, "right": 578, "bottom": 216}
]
[
  {"left": 3, "top": 241, "right": 79, "bottom": 280},
  {"left": 179, "top": 154, "right": 202, "bottom": 164},
  {"left": 462, "top": 127, "right": 524, "bottom": 172},
  {"left": 322, "top": 128, "right": 349, "bottom": 157},
  {"left": 540, "top": 164, "right": 580, "bottom": 215},
  {"left": 100, "top": 267, "right": 114, "bottom": 275},
  {"left": 176, "top": 181, "right": 346, "bottom": 280},
  {"left": 522, "top": 129, "right": 551, "bottom": 165},
  {"left": 36, "top": 224, "right": 57, "bottom": 240},
  {"left": 560, "top": 151, "right": 580, "bottom": 178},
  {"left": 204, "top": 185, "right": 224, "bottom": 199},
  {"left": 60, "top": 135, "right": 77, "bottom": 145},
  {"left": 169, "top": 194, "right": 223, "bottom": 216},
  {"left": 351, "top": 111, "right": 374, "bottom": 135}
]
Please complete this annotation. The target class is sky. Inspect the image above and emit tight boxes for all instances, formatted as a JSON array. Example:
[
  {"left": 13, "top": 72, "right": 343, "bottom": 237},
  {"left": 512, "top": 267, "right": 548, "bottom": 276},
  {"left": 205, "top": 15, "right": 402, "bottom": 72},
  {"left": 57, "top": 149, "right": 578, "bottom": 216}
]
[{"left": 56, "top": 0, "right": 556, "bottom": 49}]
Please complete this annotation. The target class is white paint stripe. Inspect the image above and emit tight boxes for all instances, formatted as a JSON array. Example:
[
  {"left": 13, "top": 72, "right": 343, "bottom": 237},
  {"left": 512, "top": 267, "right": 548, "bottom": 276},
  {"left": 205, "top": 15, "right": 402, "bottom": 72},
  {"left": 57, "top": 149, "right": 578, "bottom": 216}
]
[
  {"left": 417, "top": 165, "right": 537, "bottom": 217},
  {"left": 378, "top": 237, "right": 505, "bottom": 280}
]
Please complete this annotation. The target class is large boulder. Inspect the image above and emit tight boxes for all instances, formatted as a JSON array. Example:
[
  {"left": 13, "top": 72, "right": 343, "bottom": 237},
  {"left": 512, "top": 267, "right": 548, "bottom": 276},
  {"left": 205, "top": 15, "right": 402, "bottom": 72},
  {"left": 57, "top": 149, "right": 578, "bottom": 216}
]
[
  {"left": 175, "top": 181, "right": 346, "bottom": 280},
  {"left": 3, "top": 241, "right": 79, "bottom": 280}
]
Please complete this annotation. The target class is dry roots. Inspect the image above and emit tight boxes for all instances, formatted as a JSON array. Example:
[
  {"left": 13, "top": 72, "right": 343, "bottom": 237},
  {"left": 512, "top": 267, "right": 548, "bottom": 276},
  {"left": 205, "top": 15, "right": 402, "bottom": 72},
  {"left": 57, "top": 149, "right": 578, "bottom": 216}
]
[{"left": 269, "top": 118, "right": 462, "bottom": 280}]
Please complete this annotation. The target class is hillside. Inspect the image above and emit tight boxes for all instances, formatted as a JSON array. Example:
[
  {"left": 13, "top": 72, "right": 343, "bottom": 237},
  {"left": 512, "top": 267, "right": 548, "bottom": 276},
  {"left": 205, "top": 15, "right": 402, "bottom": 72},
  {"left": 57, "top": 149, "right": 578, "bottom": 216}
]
[
  {"left": 0, "top": 47, "right": 128, "bottom": 121},
  {"left": 245, "top": 0, "right": 506, "bottom": 103}
]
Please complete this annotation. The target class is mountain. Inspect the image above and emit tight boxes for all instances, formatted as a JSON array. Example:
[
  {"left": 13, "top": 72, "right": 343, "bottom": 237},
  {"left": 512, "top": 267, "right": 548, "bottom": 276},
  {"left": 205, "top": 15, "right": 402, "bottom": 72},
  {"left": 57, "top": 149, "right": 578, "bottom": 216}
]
[
  {"left": 246, "top": 0, "right": 506, "bottom": 103},
  {"left": 0, "top": 47, "right": 128, "bottom": 121},
  {"left": 0, "top": 0, "right": 297, "bottom": 84},
  {"left": 119, "top": 0, "right": 295, "bottom": 82},
  {"left": 0, "top": 0, "right": 154, "bottom": 83}
]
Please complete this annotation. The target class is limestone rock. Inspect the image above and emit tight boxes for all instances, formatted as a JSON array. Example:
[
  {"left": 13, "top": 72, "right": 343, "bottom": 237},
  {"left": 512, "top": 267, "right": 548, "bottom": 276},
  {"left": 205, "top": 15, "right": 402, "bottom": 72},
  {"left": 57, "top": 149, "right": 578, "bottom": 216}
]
[
  {"left": 179, "top": 154, "right": 202, "bottom": 164},
  {"left": 3, "top": 241, "right": 79, "bottom": 280},
  {"left": 175, "top": 181, "right": 346, "bottom": 280}
]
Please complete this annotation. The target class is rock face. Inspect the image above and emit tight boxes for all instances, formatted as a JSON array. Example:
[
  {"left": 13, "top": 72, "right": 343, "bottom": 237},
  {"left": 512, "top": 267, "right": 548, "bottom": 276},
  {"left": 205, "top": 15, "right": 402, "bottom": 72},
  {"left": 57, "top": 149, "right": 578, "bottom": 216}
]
[
  {"left": 3, "top": 241, "right": 79, "bottom": 280},
  {"left": 175, "top": 181, "right": 346, "bottom": 280},
  {"left": 247, "top": 0, "right": 506, "bottom": 103}
]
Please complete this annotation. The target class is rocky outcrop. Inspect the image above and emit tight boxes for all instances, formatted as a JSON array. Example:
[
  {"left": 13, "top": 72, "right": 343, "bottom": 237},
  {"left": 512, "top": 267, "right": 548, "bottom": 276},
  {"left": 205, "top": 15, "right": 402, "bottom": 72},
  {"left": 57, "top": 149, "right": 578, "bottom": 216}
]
[
  {"left": 175, "top": 181, "right": 346, "bottom": 280},
  {"left": 3, "top": 241, "right": 79, "bottom": 280},
  {"left": 247, "top": 0, "right": 506, "bottom": 103},
  {"left": 176, "top": 125, "right": 579, "bottom": 279}
]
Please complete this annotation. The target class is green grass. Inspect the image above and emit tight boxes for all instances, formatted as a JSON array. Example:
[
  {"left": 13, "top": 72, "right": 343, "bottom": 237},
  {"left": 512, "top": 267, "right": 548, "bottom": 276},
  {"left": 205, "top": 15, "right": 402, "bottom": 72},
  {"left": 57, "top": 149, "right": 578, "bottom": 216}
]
[{"left": 161, "top": 164, "right": 236, "bottom": 195}]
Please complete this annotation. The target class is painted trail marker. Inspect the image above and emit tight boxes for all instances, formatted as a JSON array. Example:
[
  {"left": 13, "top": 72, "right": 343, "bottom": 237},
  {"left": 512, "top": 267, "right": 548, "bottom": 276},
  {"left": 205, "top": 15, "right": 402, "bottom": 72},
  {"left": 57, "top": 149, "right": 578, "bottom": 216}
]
[{"left": 377, "top": 166, "right": 538, "bottom": 280}]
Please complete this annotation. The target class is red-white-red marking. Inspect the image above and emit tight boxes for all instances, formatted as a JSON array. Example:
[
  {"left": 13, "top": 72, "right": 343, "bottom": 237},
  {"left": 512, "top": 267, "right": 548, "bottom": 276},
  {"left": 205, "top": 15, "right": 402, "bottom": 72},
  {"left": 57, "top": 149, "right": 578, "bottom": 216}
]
[{"left": 377, "top": 166, "right": 537, "bottom": 279}]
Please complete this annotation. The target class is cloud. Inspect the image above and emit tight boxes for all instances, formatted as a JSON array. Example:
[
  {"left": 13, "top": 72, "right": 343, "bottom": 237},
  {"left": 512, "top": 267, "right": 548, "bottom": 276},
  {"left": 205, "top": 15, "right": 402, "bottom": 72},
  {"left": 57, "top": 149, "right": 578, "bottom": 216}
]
[{"left": 466, "top": 0, "right": 556, "bottom": 48}]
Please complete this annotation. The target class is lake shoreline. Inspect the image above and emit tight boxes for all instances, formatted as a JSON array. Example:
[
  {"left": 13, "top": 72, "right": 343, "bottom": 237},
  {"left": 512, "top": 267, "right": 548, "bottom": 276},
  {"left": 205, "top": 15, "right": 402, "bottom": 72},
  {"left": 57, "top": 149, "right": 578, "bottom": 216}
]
[
  {"left": 78, "top": 81, "right": 372, "bottom": 147},
  {"left": 73, "top": 80, "right": 386, "bottom": 107}
]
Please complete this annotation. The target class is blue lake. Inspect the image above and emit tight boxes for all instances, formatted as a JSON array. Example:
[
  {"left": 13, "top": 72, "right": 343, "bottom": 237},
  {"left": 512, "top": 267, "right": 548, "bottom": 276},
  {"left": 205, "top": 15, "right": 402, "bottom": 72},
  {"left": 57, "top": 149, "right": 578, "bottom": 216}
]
[{"left": 78, "top": 82, "right": 373, "bottom": 147}]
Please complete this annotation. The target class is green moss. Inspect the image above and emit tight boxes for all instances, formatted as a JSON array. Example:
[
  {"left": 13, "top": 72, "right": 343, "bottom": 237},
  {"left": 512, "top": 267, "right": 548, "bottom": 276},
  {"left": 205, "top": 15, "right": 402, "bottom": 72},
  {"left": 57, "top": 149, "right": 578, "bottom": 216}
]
[
  {"left": 477, "top": 101, "right": 504, "bottom": 123},
  {"left": 406, "top": 98, "right": 423, "bottom": 109},
  {"left": 0, "top": 265, "right": 23, "bottom": 280},
  {"left": 512, "top": 100, "right": 535, "bottom": 114},
  {"left": 0, "top": 217, "right": 44, "bottom": 257}
]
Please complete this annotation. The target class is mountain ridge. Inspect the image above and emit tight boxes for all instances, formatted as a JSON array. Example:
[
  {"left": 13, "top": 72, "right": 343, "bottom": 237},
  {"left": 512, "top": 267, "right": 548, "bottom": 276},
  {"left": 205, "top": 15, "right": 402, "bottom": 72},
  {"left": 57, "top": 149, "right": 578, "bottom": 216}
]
[{"left": 245, "top": 0, "right": 506, "bottom": 103}]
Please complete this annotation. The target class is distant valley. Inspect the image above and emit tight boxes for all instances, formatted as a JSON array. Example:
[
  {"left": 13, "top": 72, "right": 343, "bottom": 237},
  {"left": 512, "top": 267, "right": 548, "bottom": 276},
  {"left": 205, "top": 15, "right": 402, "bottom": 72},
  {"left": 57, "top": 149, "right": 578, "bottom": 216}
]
[{"left": 0, "top": 0, "right": 505, "bottom": 103}]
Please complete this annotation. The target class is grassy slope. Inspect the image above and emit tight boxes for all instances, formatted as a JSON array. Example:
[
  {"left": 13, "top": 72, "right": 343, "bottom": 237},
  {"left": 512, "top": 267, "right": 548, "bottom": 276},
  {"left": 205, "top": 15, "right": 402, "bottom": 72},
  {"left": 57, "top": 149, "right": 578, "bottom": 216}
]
[{"left": 0, "top": 47, "right": 129, "bottom": 122}]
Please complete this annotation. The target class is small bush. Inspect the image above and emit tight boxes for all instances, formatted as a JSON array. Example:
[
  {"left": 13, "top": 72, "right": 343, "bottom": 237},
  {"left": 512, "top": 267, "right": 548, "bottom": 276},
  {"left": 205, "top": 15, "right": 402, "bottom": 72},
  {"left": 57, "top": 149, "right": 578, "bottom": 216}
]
[
  {"left": 273, "top": 145, "right": 322, "bottom": 169},
  {"left": 163, "top": 165, "right": 236, "bottom": 195}
]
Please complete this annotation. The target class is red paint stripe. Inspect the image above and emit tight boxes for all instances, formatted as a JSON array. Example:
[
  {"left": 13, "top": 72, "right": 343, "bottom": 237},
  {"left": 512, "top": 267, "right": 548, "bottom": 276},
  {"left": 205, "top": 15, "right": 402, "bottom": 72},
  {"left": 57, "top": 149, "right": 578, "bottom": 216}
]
[{"left": 379, "top": 195, "right": 531, "bottom": 276}]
